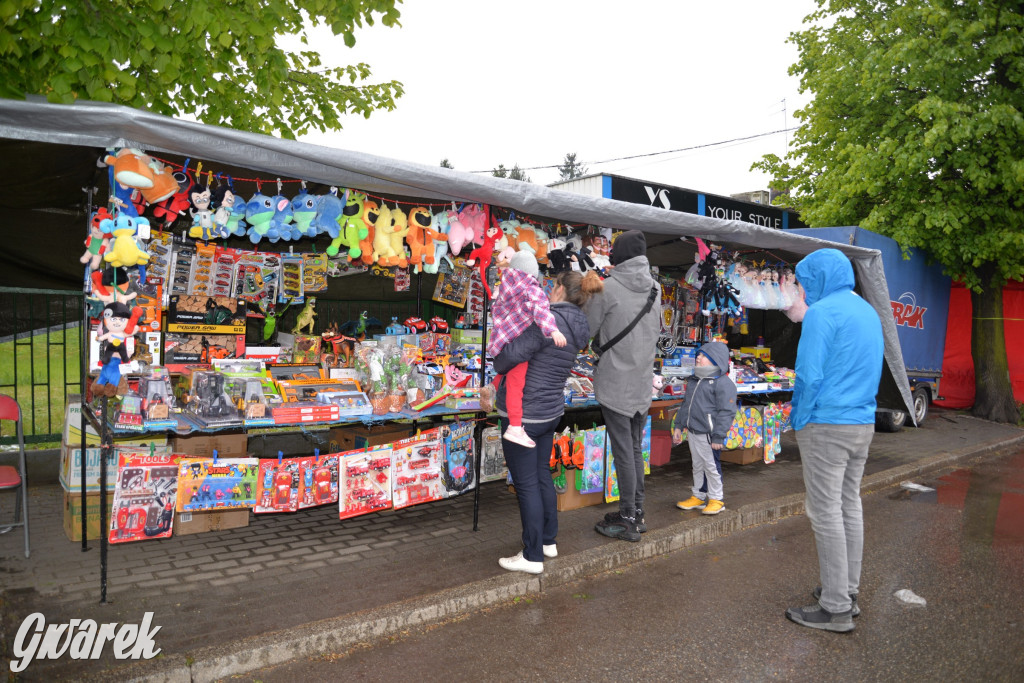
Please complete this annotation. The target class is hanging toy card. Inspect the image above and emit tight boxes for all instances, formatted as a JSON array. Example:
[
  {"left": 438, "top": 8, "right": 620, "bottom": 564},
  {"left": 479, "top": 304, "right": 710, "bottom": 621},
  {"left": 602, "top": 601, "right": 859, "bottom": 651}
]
[
  {"left": 109, "top": 451, "right": 181, "bottom": 544},
  {"left": 338, "top": 447, "right": 393, "bottom": 520},
  {"left": 442, "top": 421, "right": 476, "bottom": 496},
  {"left": 642, "top": 415, "right": 652, "bottom": 474},
  {"left": 724, "top": 406, "right": 763, "bottom": 451},
  {"left": 254, "top": 457, "right": 301, "bottom": 513},
  {"left": 478, "top": 425, "right": 508, "bottom": 483},
  {"left": 298, "top": 450, "right": 340, "bottom": 509},
  {"left": 302, "top": 253, "right": 328, "bottom": 293},
  {"left": 391, "top": 430, "right": 446, "bottom": 509},
  {"left": 176, "top": 456, "right": 259, "bottom": 512},
  {"left": 432, "top": 264, "right": 471, "bottom": 308},
  {"left": 578, "top": 427, "right": 605, "bottom": 495},
  {"left": 605, "top": 429, "right": 620, "bottom": 503}
]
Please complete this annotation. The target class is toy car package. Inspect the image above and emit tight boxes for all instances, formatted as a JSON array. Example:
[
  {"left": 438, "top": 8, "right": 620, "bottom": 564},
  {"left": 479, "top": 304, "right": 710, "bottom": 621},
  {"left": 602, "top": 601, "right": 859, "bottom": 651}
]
[
  {"left": 298, "top": 451, "right": 340, "bottom": 509},
  {"left": 338, "top": 447, "right": 393, "bottom": 520},
  {"left": 279, "top": 253, "right": 304, "bottom": 303},
  {"left": 254, "top": 457, "right": 301, "bottom": 513},
  {"left": 391, "top": 429, "right": 446, "bottom": 510}
]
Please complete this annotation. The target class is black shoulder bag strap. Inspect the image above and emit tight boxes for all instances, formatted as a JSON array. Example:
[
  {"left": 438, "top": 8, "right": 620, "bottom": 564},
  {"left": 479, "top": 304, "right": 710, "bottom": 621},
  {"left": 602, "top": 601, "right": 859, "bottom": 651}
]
[{"left": 594, "top": 285, "right": 658, "bottom": 355}]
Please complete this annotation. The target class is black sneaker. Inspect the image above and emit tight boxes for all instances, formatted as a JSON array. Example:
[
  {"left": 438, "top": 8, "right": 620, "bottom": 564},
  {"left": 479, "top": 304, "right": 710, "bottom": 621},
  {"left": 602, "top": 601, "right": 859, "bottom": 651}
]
[
  {"left": 602, "top": 509, "right": 648, "bottom": 534},
  {"left": 812, "top": 586, "right": 861, "bottom": 617},
  {"left": 595, "top": 513, "right": 641, "bottom": 542},
  {"left": 785, "top": 603, "right": 855, "bottom": 633}
]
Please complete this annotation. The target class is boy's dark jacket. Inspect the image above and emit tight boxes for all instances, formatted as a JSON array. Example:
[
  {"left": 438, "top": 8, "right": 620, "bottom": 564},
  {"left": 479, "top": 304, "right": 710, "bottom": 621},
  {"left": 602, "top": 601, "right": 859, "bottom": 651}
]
[{"left": 674, "top": 341, "right": 738, "bottom": 446}]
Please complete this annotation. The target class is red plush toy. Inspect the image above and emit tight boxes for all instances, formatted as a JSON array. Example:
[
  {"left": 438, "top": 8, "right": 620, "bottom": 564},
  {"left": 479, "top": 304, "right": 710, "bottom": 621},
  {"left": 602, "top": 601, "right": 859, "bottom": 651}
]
[
  {"left": 150, "top": 170, "right": 193, "bottom": 229},
  {"left": 464, "top": 211, "right": 502, "bottom": 297}
]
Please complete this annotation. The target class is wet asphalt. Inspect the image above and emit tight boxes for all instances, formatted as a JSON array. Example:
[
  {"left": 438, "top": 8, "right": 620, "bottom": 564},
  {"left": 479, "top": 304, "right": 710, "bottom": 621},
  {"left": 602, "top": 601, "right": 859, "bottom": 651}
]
[{"left": 248, "top": 447, "right": 1024, "bottom": 682}]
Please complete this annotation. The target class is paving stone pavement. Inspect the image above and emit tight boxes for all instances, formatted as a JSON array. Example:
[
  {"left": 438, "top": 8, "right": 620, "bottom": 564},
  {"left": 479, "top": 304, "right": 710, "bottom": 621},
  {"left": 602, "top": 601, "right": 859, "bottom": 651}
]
[{"left": 1, "top": 409, "right": 1022, "bottom": 680}]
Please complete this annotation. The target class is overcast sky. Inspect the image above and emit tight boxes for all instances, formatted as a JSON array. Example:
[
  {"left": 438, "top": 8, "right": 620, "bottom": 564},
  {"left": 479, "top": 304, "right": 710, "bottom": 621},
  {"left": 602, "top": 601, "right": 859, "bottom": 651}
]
[{"left": 299, "top": 0, "right": 819, "bottom": 196}]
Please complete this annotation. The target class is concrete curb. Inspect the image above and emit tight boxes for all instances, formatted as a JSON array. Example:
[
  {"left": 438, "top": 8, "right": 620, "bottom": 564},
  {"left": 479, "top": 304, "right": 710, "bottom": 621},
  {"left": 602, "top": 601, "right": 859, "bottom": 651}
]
[{"left": 98, "top": 433, "right": 1024, "bottom": 683}]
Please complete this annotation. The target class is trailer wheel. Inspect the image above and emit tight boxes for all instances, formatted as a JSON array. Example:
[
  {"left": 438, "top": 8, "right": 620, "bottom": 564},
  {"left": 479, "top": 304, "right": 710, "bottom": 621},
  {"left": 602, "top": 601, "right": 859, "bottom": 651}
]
[
  {"left": 875, "top": 409, "right": 906, "bottom": 433},
  {"left": 911, "top": 386, "right": 930, "bottom": 427}
]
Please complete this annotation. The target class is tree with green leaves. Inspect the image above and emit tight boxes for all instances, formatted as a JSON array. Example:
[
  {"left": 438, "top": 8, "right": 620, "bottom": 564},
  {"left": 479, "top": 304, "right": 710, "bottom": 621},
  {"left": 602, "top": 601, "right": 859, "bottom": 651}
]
[
  {"left": 492, "top": 163, "right": 530, "bottom": 182},
  {"left": 0, "top": 0, "right": 405, "bottom": 139},
  {"left": 440, "top": 158, "right": 454, "bottom": 168},
  {"left": 755, "top": 0, "right": 1024, "bottom": 423},
  {"left": 557, "top": 152, "right": 588, "bottom": 180}
]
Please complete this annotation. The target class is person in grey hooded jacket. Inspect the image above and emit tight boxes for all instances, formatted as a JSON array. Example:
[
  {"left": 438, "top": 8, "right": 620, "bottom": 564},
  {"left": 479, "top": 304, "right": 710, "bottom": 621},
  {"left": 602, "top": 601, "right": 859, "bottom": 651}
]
[
  {"left": 586, "top": 230, "right": 662, "bottom": 542},
  {"left": 671, "top": 341, "right": 737, "bottom": 515}
]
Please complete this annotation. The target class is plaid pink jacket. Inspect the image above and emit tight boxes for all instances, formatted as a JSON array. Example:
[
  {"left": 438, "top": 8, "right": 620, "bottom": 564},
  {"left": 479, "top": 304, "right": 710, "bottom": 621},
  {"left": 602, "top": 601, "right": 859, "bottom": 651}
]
[{"left": 487, "top": 268, "right": 559, "bottom": 357}]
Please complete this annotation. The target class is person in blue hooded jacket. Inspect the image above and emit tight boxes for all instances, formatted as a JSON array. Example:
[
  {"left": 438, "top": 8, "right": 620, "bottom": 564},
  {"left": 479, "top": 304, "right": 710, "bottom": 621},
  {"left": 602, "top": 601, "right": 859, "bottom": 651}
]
[{"left": 784, "top": 248, "right": 883, "bottom": 634}]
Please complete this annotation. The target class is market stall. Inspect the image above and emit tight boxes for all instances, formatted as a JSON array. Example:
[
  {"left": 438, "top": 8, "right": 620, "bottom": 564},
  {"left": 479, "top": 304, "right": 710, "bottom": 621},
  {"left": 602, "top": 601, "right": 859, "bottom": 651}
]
[{"left": 0, "top": 97, "right": 915, "bottom": 602}]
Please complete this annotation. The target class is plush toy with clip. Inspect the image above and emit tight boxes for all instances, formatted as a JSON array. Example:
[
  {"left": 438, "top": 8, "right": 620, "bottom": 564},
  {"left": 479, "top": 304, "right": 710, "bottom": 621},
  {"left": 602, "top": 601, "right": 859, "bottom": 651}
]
[
  {"left": 465, "top": 213, "right": 503, "bottom": 297},
  {"left": 103, "top": 148, "right": 176, "bottom": 217},
  {"left": 387, "top": 204, "right": 410, "bottom": 268},
  {"left": 150, "top": 169, "right": 193, "bottom": 229},
  {"left": 423, "top": 211, "right": 451, "bottom": 275},
  {"left": 211, "top": 185, "right": 245, "bottom": 238},
  {"left": 405, "top": 206, "right": 444, "bottom": 272},
  {"left": 327, "top": 190, "right": 369, "bottom": 259},
  {"left": 187, "top": 182, "right": 216, "bottom": 240},
  {"left": 270, "top": 193, "right": 298, "bottom": 241},
  {"left": 371, "top": 204, "right": 400, "bottom": 266},
  {"left": 460, "top": 203, "right": 488, "bottom": 246},
  {"left": 245, "top": 192, "right": 283, "bottom": 244},
  {"left": 290, "top": 188, "right": 319, "bottom": 239},
  {"left": 81, "top": 208, "right": 112, "bottom": 270},
  {"left": 101, "top": 214, "right": 151, "bottom": 268},
  {"left": 546, "top": 237, "right": 571, "bottom": 273},
  {"left": 446, "top": 205, "right": 474, "bottom": 256},
  {"left": 358, "top": 199, "right": 378, "bottom": 265},
  {"left": 92, "top": 300, "right": 144, "bottom": 397}
]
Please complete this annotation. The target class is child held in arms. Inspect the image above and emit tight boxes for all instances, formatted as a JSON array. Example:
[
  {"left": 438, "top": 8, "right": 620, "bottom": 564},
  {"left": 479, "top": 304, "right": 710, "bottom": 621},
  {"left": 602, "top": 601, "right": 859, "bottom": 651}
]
[
  {"left": 482, "top": 251, "right": 566, "bottom": 447},
  {"left": 672, "top": 341, "right": 738, "bottom": 516}
]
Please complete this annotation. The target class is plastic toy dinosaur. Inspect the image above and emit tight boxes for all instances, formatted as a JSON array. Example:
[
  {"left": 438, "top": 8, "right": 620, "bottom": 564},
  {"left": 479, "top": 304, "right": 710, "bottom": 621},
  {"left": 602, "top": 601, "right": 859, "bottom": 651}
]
[{"left": 292, "top": 297, "right": 317, "bottom": 335}]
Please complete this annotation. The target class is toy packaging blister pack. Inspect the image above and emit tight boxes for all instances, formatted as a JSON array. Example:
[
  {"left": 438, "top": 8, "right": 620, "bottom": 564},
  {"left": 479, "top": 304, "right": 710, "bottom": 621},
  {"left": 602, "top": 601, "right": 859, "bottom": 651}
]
[
  {"left": 109, "top": 451, "right": 181, "bottom": 543},
  {"left": 169, "top": 242, "right": 196, "bottom": 297},
  {"left": 442, "top": 421, "right": 476, "bottom": 496},
  {"left": 175, "top": 456, "right": 259, "bottom": 512},
  {"left": 302, "top": 253, "right": 328, "bottom": 293},
  {"left": 391, "top": 429, "right": 446, "bottom": 510},
  {"left": 254, "top": 456, "right": 301, "bottom": 513},
  {"left": 146, "top": 232, "right": 174, "bottom": 304},
  {"left": 234, "top": 252, "right": 281, "bottom": 315},
  {"left": 478, "top": 425, "right": 508, "bottom": 483},
  {"left": 210, "top": 246, "right": 242, "bottom": 298},
  {"left": 298, "top": 450, "right": 339, "bottom": 509},
  {"left": 338, "top": 447, "right": 393, "bottom": 519},
  {"left": 191, "top": 242, "right": 217, "bottom": 296},
  {"left": 279, "top": 253, "right": 305, "bottom": 303}
]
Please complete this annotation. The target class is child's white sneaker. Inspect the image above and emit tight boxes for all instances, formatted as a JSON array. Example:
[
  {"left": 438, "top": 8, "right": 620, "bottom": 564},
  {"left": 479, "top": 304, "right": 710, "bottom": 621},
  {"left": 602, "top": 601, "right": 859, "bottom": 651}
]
[{"left": 503, "top": 425, "right": 536, "bottom": 448}]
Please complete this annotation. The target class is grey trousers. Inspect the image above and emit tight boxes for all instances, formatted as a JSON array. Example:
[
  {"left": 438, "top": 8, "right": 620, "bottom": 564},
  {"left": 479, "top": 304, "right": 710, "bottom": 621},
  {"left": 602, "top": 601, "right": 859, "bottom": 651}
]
[
  {"left": 602, "top": 407, "right": 647, "bottom": 518},
  {"left": 796, "top": 422, "right": 874, "bottom": 613}
]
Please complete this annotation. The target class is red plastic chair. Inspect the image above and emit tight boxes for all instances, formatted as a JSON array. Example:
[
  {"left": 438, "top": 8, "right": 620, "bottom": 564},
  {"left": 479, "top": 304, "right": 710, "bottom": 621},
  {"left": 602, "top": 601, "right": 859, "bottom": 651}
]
[{"left": 0, "top": 395, "right": 29, "bottom": 558}]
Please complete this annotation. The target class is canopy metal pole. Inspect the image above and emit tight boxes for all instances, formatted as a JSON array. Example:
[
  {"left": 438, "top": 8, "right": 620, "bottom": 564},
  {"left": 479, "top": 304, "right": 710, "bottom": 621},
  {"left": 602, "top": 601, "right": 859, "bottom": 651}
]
[{"left": 472, "top": 259, "right": 490, "bottom": 531}]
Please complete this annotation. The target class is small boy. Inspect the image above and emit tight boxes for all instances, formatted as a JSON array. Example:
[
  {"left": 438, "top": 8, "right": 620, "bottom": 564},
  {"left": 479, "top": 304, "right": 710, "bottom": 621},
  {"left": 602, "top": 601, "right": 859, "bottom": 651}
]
[
  {"left": 671, "top": 341, "right": 737, "bottom": 515},
  {"left": 483, "top": 251, "right": 566, "bottom": 447}
]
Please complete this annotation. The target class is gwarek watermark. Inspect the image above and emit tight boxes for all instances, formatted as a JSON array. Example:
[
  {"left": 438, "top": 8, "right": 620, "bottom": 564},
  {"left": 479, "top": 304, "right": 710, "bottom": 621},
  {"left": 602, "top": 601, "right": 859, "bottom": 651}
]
[{"left": 9, "top": 612, "right": 162, "bottom": 673}]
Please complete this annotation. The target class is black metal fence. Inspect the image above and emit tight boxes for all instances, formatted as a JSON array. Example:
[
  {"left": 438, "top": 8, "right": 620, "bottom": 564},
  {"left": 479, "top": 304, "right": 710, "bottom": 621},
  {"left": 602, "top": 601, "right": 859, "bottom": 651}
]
[{"left": 0, "top": 287, "right": 85, "bottom": 445}]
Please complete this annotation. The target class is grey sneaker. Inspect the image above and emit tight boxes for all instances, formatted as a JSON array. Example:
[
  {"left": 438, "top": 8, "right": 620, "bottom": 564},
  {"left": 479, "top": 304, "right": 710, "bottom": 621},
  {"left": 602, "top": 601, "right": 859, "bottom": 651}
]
[
  {"left": 595, "top": 513, "right": 641, "bottom": 542},
  {"left": 812, "top": 586, "right": 861, "bottom": 617},
  {"left": 634, "top": 507, "right": 647, "bottom": 534},
  {"left": 785, "top": 603, "right": 855, "bottom": 633}
]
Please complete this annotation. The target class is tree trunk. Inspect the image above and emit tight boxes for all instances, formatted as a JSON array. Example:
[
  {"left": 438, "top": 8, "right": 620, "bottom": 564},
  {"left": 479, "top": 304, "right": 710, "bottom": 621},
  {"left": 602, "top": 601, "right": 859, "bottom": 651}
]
[{"left": 971, "top": 263, "right": 1019, "bottom": 423}]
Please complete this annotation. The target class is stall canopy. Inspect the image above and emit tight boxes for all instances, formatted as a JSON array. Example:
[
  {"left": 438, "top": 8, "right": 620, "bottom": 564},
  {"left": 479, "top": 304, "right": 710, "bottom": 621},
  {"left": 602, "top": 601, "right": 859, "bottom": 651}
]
[{"left": 0, "top": 97, "right": 914, "bottom": 414}]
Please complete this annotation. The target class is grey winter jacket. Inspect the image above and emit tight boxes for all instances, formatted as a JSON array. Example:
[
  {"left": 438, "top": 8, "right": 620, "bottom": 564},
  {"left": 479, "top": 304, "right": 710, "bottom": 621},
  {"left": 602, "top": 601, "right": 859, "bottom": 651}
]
[
  {"left": 584, "top": 255, "right": 661, "bottom": 417},
  {"left": 494, "top": 302, "right": 591, "bottom": 424},
  {"left": 673, "top": 341, "right": 738, "bottom": 445}
]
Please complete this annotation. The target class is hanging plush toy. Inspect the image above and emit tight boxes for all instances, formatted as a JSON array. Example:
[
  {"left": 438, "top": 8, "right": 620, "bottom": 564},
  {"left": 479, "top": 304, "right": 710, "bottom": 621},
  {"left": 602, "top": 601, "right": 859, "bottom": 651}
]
[
  {"left": 103, "top": 148, "right": 155, "bottom": 218},
  {"left": 80, "top": 208, "right": 112, "bottom": 270},
  {"left": 465, "top": 213, "right": 502, "bottom": 297},
  {"left": 245, "top": 192, "right": 282, "bottom": 244},
  {"left": 546, "top": 237, "right": 571, "bottom": 273},
  {"left": 92, "top": 301, "right": 144, "bottom": 397},
  {"left": 312, "top": 191, "right": 345, "bottom": 239},
  {"left": 422, "top": 210, "right": 451, "bottom": 275},
  {"left": 270, "top": 193, "right": 297, "bottom": 241},
  {"left": 446, "top": 205, "right": 474, "bottom": 256},
  {"left": 327, "top": 191, "right": 369, "bottom": 259},
  {"left": 101, "top": 214, "right": 151, "bottom": 268},
  {"left": 405, "top": 206, "right": 440, "bottom": 272},
  {"left": 90, "top": 266, "right": 136, "bottom": 306},
  {"left": 211, "top": 185, "right": 244, "bottom": 238},
  {"left": 371, "top": 203, "right": 396, "bottom": 265},
  {"left": 188, "top": 182, "right": 216, "bottom": 240},
  {"left": 359, "top": 200, "right": 378, "bottom": 265},
  {"left": 460, "top": 203, "right": 488, "bottom": 246},
  {"left": 387, "top": 204, "right": 410, "bottom": 268},
  {"left": 150, "top": 169, "right": 193, "bottom": 229},
  {"left": 290, "top": 188, "right": 319, "bottom": 239}
]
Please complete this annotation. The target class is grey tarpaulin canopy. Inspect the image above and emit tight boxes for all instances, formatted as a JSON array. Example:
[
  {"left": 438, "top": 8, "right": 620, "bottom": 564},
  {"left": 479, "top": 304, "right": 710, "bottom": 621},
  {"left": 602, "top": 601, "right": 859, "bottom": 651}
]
[{"left": 0, "top": 97, "right": 914, "bottom": 415}]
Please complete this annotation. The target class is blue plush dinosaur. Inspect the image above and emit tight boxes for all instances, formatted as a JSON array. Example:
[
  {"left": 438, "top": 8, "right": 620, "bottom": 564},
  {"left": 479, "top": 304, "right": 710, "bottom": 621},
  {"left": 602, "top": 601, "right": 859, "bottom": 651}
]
[
  {"left": 291, "top": 190, "right": 319, "bottom": 239},
  {"left": 245, "top": 192, "right": 280, "bottom": 244},
  {"left": 312, "top": 192, "right": 346, "bottom": 239},
  {"left": 270, "top": 194, "right": 299, "bottom": 241}
]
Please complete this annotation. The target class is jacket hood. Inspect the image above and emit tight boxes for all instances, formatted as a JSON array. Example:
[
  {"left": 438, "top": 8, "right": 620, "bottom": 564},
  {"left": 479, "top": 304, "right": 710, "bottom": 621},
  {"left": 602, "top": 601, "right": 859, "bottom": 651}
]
[
  {"left": 552, "top": 301, "right": 590, "bottom": 350},
  {"left": 698, "top": 341, "right": 730, "bottom": 374},
  {"left": 609, "top": 255, "right": 654, "bottom": 293},
  {"left": 795, "top": 248, "right": 855, "bottom": 306}
]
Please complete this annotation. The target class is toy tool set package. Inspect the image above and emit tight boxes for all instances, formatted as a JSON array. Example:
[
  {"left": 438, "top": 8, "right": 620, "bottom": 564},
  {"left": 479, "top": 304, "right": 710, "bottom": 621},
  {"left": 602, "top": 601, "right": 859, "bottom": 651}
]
[{"left": 109, "top": 451, "right": 181, "bottom": 544}]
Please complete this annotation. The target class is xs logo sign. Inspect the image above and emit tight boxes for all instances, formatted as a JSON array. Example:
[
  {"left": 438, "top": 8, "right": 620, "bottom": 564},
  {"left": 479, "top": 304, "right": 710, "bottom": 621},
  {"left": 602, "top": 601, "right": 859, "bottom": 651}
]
[{"left": 643, "top": 186, "right": 671, "bottom": 210}]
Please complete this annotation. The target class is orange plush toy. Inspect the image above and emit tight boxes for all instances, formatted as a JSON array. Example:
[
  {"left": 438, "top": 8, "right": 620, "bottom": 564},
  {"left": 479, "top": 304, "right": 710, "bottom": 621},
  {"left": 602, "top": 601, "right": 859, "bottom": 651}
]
[
  {"left": 359, "top": 200, "right": 379, "bottom": 266},
  {"left": 406, "top": 206, "right": 445, "bottom": 273}
]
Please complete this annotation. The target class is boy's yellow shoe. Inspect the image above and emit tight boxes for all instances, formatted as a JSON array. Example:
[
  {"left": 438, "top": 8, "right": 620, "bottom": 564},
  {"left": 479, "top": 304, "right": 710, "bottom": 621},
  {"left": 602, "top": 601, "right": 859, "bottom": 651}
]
[
  {"left": 676, "top": 496, "right": 707, "bottom": 510},
  {"left": 702, "top": 499, "right": 725, "bottom": 515}
]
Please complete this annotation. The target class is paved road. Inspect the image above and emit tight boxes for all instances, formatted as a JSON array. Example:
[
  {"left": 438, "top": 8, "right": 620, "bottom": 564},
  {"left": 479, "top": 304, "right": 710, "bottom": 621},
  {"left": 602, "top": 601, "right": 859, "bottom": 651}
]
[{"left": 250, "top": 448, "right": 1024, "bottom": 682}]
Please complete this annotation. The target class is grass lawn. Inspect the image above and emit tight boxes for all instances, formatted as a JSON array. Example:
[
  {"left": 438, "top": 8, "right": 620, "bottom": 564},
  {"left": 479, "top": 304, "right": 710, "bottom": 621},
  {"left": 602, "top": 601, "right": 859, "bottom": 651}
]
[{"left": 0, "top": 328, "right": 83, "bottom": 446}]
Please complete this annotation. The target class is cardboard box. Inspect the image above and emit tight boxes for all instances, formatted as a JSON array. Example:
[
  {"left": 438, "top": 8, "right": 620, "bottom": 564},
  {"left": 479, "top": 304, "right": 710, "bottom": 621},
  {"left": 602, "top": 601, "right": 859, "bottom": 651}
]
[
  {"left": 328, "top": 423, "right": 415, "bottom": 452},
  {"left": 740, "top": 347, "right": 772, "bottom": 361},
  {"left": 555, "top": 479, "right": 604, "bottom": 511},
  {"left": 720, "top": 446, "right": 763, "bottom": 465},
  {"left": 650, "top": 429, "right": 672, "bottom": 467},
  {"left": 63, "top": 491, "right": 115, "bottom": 542},
  {"left": 170, "top": 433, "right": 249, "bottom": 459},
  {"left": 173, "top": 509, "right": 250, "bottom": 536},
  {"left": 649, "top": 400, "right": 681, "bottom": 431},
  {"left": 450, "top": 327, "right": 484, "bottom": 344},
  {"left": 60, "top": 443, "right": 171, "bottom": 493}
]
